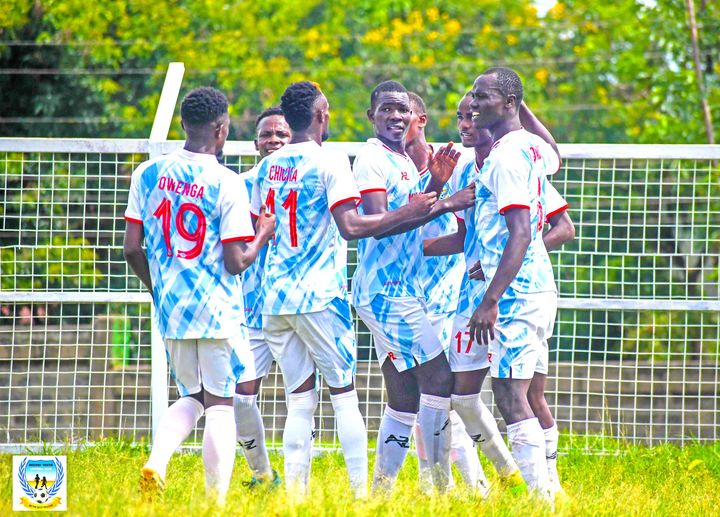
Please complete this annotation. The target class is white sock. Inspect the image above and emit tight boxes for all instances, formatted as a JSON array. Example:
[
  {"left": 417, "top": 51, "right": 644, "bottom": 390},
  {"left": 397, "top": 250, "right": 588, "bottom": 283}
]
[
  {"left": 416, "top": 394, "right": 452, "bottom": 491},
  {"left": 331, "top": 391, "right": 368, "bottom": 499},
  {"left": 234, "top": 394, "right": 272, "bottom": 480},
  {"left": 544, "top": 423, "right": 562, "bottom": 494},
  {"left": 145, "top": 396, "right": 204, "bottom": 480},
  {"left": 373, "top": 406, "right": 416, "bottom": 492},
  {"left": 283, "top": 390, "right": 318, "bottom": 497},
  {"left": 203, "top": 405, "right": 237, "bottom": 505},
  {"left": 413, "top": 422, "right": 434, "bottom": 494},
  {"left": 452, "top": 393, "right": 519, "bottom": 477},
  {"left": 449, "top": 410, "right": 489, "bottom": 497},
  {"left": 507, "top": 417, "right": 552, "bottom": 502}
]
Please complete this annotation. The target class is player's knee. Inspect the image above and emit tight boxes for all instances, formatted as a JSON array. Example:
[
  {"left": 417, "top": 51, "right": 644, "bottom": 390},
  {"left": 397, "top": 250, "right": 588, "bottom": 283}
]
[{"left": 287, "top": 389, "right": 318, "bottom": 414}]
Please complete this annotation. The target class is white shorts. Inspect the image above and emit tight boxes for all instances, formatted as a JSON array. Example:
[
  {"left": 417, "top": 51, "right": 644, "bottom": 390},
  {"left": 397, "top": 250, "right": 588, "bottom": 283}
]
[
  {"left": 488, "top": 292, "right": 556, "bottom": 380},
  {"left": 449, "top": 312, "right": 490, "bottom": 372},
  {"left": 236, "top": 326, "right": 274, "bottom": 384},
  {"left": 165, "top": 329, "right": 248, "bottom": 398},
  {"left": 263, "top": 298, "right": 356, "bottom": 393},
  {"left": 355, "top": 295, "right": 445, "bottom": 372},
  {"left": 426, "top": 309, "right": 455, "bottom": 355}
]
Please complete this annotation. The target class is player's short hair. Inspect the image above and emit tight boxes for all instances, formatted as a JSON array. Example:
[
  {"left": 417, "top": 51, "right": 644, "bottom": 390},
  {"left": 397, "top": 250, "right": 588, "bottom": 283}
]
[
  {"left": 407, "top": 92, "right": 426, "bottom": 115},
  {"left": 280, "top": 81, "right": 322, "bottom": 132},
  {"left": 370, "top": 80, "right": 408, "bottom": 110},
  {"left": 482, "top": 67, "right": 524, "bottom": 105},
  {"left": 180, "top": 87, "right": 228, "bottom": 127},
  {"left": 255, "top": 106, "right": 284, "bottom": 129}
]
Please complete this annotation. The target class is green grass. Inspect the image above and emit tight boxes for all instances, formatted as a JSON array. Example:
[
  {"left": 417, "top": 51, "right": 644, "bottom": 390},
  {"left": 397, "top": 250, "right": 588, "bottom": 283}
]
[{"left": 2, "top": 439, "right": 719, "bottom": 516}]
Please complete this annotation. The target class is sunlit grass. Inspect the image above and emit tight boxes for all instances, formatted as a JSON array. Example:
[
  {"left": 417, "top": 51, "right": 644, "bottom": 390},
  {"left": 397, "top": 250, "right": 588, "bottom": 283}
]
[{"left": 2, "top": 438, "right": 719, "bottom": 516}]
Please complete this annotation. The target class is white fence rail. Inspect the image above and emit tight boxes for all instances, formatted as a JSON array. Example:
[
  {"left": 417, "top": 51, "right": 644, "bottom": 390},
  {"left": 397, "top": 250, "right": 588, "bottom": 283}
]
[{"left": 0, "top": 138, "right": 718, "bottom": 452}]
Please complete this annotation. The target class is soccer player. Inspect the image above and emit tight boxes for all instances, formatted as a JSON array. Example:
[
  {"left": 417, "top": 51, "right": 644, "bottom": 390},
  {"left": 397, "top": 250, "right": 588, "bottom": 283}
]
[
  {"left": 352, "top": 80, "right": 475, "bottom": 493},
  {"left": 250, "top": 81, "right": 439, "bottom": 499},
  {"left": 404, "top": 91, "right": 489, "bottom": 495},
  {"left": 233, "top": 106, "right": 291, "bottom": 488},
  {"left": 466, "top": 67, "right": 562, "bottom": 502},
  {"left": 124, "top": 87, "right": 275, "bottom": 505}
]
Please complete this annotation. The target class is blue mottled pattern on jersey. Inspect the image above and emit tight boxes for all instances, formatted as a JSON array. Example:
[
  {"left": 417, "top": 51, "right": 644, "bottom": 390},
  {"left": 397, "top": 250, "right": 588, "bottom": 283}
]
[
  {"left": 473, "top": 129, "right": 557, "bottom": 296},
  {"left": 126, "top": 149, "right": 250, "bottom": 339},
  {"left": 240, "top": 166, "right": 266, "bottom": 329},
  {"left": 352, "top": 139, "right": 425, "bottom": 307},
  {"left": 417, "top": 168, "right": 464, "bottom": 315},
  {"left": 251, "top": 141, "right": 358, "bottom": 315}
]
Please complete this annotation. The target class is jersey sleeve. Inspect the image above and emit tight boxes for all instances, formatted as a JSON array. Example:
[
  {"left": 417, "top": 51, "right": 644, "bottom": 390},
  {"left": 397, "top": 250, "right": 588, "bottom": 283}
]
[
  {"left": 325, "top": 151, "right": 361, "bottom": 211},
  {"left": 542, "top": 141, "right": 561, "bottom": 176},
  {"left": 249, "top": 171, "right": 262, "bottom": 217},
  {"left": 448, "top": 158, "right": 471, "bottom": 220},
  {"left": 124, "top": 165, "right": 145, "bottom": 224},
  {"left": 544, "top": 181, "right": 569, "bottom": 221},
  {"left": 485, "top": 153, "right": 532, "bottom": 215},
  {"left": 220, "top": 174, "right": 256, "bottom": 243},
  {"left": 353, "top": 148, "right": 387, "bottom": 194}
]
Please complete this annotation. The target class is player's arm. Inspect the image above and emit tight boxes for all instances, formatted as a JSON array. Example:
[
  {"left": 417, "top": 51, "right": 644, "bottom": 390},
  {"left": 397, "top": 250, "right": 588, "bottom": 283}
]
[
  {"left": 423, "top": 217, "right": 466, "bottom": 256},
  {"left": 123, "top": 221, "right": 152, "bottom": 292},
  {"left": 519, "top": 102, "right": 561, "bottom": 167},
  {"left": 331, "top": 192, "right": 438, "bottom": 241},
  {"left": 361, "top": 184, "right": 475, "bottom": 240},
  {"left": 544, "top": 209, "right": 575, "bottom": 252},
  {"left": 468, "top": 208, "right": 531, "bottom": 345},
  {"left": 223, "top": 205, "right": 275, "bottom": 275}
]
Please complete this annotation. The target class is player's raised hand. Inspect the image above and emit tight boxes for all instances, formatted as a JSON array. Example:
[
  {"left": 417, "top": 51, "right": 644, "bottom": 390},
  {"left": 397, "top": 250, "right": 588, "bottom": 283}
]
[
  {"left": 468, "top": 260, "right": 485, "bottom": 281},
  {"left": 445, "top": 183, "right": 475, "bottom": 211},
  {"left": 255, "top": 204, "right": 276, "bottom": 241},
  {"left": 428, "top": 142, "right": 461, "bottom": 186},
  {"left": 408, "top": 191, "right": 438, "bottom": 216},
  {"left": 468, "top": 297, "right": 497, "bottom": 346}
]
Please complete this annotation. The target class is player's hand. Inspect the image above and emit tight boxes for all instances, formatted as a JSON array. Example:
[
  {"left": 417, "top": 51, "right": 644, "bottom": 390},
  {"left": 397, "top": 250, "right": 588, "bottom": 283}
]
[
  {"left": 254, "top": 204, "right": 276, "bottom": 239},
  {"left": 428, "top": 142, "right": 461, "bottom": 186},
  {"left": 445, "top": 183, "right": 475, "bottom": 211},
  {"left": 468, "top": 260, "right": 485, "bottom": 281},
  {"left": 408, "top": 191, "right": 438, "bottom": 216},
  {"left": 468, "top": 297, "right": 498, "bottom": 346}
]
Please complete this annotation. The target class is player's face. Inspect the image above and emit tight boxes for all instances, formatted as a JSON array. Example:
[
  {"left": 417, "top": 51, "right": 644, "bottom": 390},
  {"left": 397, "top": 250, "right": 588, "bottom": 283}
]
[
  {"left": 470, "top": 74, "right": 506, "bottom": 131},
  {"left": 457, "top": 95, "right": 492, "bottom": 148},
  {"left": 369, "top": 91, "right": 412, "bottom": 144},
  {"left": 254, "top": 115, "right": 291, "bottom": 158},
  {"left": 316, "top": 94, "right": 330, "bottom": 142},
  {"left": 404, "top": 105, "right": 426, "bottom": 145}
]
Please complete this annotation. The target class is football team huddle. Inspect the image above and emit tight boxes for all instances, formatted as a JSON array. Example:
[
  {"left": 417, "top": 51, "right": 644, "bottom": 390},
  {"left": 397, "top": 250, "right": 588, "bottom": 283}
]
[{"left": 123, "top": 66, "right": 575, "bottom": 508}]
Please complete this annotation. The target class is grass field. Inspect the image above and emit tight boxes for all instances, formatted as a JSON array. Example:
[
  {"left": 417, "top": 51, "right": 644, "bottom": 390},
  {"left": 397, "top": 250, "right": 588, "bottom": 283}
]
[{"left": 2, "top": 439, "right": 719, "bottom": 516}]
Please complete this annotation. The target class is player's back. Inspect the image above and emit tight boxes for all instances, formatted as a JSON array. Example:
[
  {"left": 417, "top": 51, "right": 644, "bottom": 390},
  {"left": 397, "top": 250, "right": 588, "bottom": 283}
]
[
  {"left": 125, "top": 148, "right": 252, "bottom": 339},
  {"left": 251, "top": 141, "right": 359, "bottom": 315},
  {"left": 239, "top": 166, "right": 266, "bottom": 329}
]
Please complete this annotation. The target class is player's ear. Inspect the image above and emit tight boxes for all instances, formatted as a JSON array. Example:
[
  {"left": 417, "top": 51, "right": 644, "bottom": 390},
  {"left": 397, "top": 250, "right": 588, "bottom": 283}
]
[
  {"left": 505, "top": 94, "right": 517, "bottom": 110},
  {"left": 366, "top": 108, "right": 374, "bottom": 124},
  {"left": 254, "top": 139, "right": 259, "bottom": 152},
  {"left": 418, "top": 113, "right": 428, "bottom": 128}
]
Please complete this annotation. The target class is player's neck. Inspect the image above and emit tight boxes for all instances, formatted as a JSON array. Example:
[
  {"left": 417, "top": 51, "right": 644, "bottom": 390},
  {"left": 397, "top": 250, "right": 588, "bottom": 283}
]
[
  {"left": 183, "top": 139, "right": 219, "bottom": 156},
  {"left": 290, "top": 130, "right": 321, "bottom": 146},
  {"left": 474, "top": 142, "right": 492, "bottom": 167},
  {"left": 405, "top": 136, "right": 431, "bottom": 171},
  {"left": 376, "top": 134, "right": 405, "bottom": 155},
  {"left": 489, "top": 116, "right": 522, "bottom": 143}
]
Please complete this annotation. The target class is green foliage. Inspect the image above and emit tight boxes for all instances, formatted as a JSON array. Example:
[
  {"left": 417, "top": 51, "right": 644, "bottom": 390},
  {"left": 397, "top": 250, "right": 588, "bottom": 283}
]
[{"left": 1, "top": 1, "right": 717, "bottom": 142}]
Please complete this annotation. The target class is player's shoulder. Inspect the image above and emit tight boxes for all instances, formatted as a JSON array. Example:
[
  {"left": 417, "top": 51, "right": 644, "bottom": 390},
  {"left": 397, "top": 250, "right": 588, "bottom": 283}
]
[{"left": 131, "top": 153, "right": 166, "bottom": 180}]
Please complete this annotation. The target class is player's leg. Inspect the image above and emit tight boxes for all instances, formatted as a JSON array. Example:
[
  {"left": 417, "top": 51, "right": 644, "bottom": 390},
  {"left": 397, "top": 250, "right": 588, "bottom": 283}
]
[
  {"left": 490, "top": 339, "right": 551, "bottom": 501},
  {"left": 297, "top": 299, "right": 368, "bottom": 499},
  {"left": 234, "top": 326, "right": 277, "bottom": 487},
  {"left": 197, "top": 335, "right": 249, "bottom": 505},
  {"left": 449, "top": 315, "right": 519, "bottom": 487},
  {"left": 528, "top": 372, "right": 562, "bottom": 495},
  {"left": 264, "top": 314, "right": 317, "bottom": 497},
  {"left": 141, "top": 339, "right": 204, "bottom": 497}
]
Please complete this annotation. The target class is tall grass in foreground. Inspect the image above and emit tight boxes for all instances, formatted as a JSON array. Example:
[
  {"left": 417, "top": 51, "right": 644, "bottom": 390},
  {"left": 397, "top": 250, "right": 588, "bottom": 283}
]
[{"left": 1, "top": 440, "right": 719, "bottom": 516}]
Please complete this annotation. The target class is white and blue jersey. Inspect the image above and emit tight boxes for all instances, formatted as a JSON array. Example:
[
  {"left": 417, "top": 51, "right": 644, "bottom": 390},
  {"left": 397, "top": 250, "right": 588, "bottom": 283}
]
[
  {"left": 239, "top": 166, "right": 266, "bottom": 329},
  {"left": 352, "top": 138, "right": 426, "bottom": 307},
  {"left": 249, "top": 141, "right": 360, "bottom": 315},
  {"left": 472, "top": 129, "right": 560, "bottom": 297},
  {"left": 125, "top": 148, "right": 254, "bottom": 339},
  {"left": 418, "top": 163, "right": 465, "bottom": 316}
]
